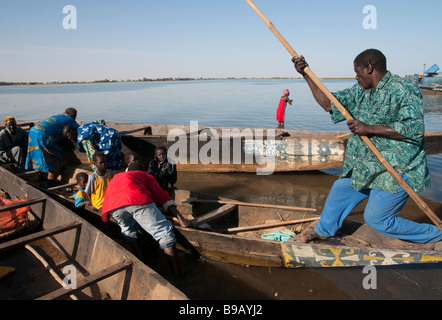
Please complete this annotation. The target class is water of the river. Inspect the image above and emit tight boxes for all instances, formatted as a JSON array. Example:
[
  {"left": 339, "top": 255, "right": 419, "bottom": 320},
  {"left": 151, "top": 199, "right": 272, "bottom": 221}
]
[{"left": 1, "top": 79, "right": 442, "bottom": 300}]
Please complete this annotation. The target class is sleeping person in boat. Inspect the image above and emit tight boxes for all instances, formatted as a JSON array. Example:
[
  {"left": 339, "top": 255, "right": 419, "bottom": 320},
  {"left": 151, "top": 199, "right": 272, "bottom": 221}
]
[{"left": 293, "top": 49, "right": 442, "bottom": 244}]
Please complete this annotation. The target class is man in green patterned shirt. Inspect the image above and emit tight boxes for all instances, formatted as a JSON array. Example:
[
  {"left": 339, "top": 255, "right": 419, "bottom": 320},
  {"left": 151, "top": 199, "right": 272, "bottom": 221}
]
[{"left": 293, "top": 49, "right": 442, "bottom": 244}]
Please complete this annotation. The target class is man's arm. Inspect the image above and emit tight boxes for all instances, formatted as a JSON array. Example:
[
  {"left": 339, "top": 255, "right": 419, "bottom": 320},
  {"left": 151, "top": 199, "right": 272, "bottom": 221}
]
[
  {"left": 144, "top": 172, "right": 192, "bottom": 228},
  {"left": 293, "top": 56, "right": 406, "bottom": 140},
  {"left": 292, "top": 56, "right": 332, "bottom": 111},
  {"left": 347, "top": 120, "right": 406, "bottom": 139},
  {"left": 167, "top": 205, "right": 193, "bottom": 228},
  {"left": 0, "top": 131, "right": 12, "bottom": 152}
]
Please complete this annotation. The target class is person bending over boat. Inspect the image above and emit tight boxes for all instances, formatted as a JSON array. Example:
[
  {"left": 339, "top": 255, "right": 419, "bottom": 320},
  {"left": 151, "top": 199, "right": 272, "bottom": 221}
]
[
  {"left": 0, "top": 116, "right": 28, "bottom": 172},
  {"left": 25, "top": 108, "right": 78, "bottom": 182},
  {"left": 63, "top": 119, "right": 122, "bottom": 171},
  {"left": 101, "top": 163, "right": 192, "bottom": 276},
  {"left": 293, "top": 49, "right": 442, "bottom": 244}
]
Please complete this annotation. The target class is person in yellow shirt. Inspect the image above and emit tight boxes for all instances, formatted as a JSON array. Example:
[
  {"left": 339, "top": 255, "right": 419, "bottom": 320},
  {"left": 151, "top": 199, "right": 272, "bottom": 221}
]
[{"left": 85, "top": 151, "right": 113, "bottom": 211}]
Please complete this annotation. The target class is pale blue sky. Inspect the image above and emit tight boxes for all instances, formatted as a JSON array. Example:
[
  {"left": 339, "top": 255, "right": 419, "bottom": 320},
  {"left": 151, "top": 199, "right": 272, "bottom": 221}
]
[{"left": 1, "top": 0, "right": 440, "bottom": 82}]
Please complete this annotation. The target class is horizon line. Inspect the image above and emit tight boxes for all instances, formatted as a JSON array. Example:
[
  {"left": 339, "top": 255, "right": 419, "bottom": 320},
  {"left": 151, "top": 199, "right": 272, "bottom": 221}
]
[{"left": 0, "top": 76, "right": 355, "bottom": 86}]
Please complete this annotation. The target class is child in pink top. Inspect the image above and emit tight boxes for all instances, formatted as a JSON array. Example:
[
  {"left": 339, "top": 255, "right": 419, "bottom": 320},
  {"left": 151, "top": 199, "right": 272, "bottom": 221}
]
[{"left": 276, "top": 89, "right": 293, "bottom": 128}]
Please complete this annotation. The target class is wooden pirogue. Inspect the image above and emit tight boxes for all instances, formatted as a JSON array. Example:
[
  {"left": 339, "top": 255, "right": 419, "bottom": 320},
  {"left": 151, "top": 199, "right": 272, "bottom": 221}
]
[
  {"left": 113, "top": 122, "right": 442, "bottom": 173},
  {"left": 173, "top": 190, "right": 442, "bottom": 268},
  {"left": 21, "top": 121, "right": 442, "bottom": 173},
  {"left": 29, "top": 167, "right": 442, "bottom": 269},
  {"left": 0, "top": 165, "right": 187, "bottom": 300}
]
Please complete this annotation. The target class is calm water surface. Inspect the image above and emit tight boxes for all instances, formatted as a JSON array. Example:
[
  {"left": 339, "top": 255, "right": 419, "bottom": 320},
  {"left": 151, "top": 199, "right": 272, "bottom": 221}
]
[
  {"left": 0, "top": 79, "right": 354, "bottom": 130},
  {"left": 1, "top": 79, "right": 442, "bottom": 300}
]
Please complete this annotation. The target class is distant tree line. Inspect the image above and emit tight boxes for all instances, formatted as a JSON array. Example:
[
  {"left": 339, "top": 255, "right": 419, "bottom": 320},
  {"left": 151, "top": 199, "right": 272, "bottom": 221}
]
[
  {"left": 0, "top": 77, "right": 304, "bottom": 86},
  {"left": 0, "top": 81, "right": 43, "bottom": 86}
]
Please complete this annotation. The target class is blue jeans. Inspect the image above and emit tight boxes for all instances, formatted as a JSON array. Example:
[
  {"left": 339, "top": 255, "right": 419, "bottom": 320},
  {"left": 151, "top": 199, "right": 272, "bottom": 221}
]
[
  {"left": 111, "top": 203, "right": 176, "bottom": 249},
  {"left": 315, "top": 176, "right": 442, "bottom": 243}
]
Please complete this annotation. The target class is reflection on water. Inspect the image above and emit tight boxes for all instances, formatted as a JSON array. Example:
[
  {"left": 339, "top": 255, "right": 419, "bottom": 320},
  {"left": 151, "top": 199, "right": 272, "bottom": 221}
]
[
  {"left": 422, "top": 154, "right": 442, "bottom": 203},
  {"left": 423, "top": 95, "right": 442, "bottom": 131},
  {"left": 176, "top": 170, "right": 335, "bottom": 209},
  {"left": 1, "top": 79, "right": 441, "bottom": 131}
]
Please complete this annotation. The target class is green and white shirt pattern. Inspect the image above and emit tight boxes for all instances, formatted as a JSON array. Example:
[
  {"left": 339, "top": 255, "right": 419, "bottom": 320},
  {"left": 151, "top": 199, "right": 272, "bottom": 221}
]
[{"left": 330, "top": 71, "right": 430, "bottom": 193}]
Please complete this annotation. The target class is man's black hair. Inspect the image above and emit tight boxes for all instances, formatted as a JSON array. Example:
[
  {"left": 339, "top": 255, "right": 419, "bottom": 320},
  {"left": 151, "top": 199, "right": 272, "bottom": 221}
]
[{"left": 354, "top": 49, "right": 387, "bottom": 73}]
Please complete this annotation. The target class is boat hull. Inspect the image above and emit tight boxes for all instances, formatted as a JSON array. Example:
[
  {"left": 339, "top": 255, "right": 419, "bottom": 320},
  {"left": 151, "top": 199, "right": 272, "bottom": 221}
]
[
  {"left": 281, "top": 241, "right": 442, "bottom": 268},
  {"left": 0, "top": 165, "right": 187, "bottom": 300},
  {"left": 23, "top": 121, "right": 442, "bottom": 173},
  {"left": 122, "top": 130, "right": 347, "bottom": 173},
  {"left": 9, "top": 169, "right": 442, "bottom": 270},
  {"left": 108, "top": 123, "right": 442, "bottom": 173},
  {"left": 176, "top": 227, "right": 442, "bottom": 268},
  {"left": 172, "top": 190, "right": 442, "bottom": 268}
]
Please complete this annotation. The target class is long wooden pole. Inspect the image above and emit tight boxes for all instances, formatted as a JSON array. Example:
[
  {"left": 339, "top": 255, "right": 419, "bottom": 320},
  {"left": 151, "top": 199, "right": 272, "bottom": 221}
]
[
  {"left": 245, "top": 0, "right": 442, "bottom": 231},
  {"left": 227, "top": 217, "right": 320, "bottom": 233},
  {"left": 182, "top": 197, "right": 317, "bottom": 212}
]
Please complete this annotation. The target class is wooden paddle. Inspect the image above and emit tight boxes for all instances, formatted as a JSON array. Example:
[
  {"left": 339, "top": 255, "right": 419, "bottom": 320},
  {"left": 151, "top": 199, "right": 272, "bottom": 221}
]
[
  {"left": 47, "top": 182, "right": 77, "bottom": 191},
  {"left": 227, "top": 217, "right": 320, "bottom": 233},
  {"left": 181, "top": 197, "right": 316, "bottom": 212},
  {"left": 245, "top": 0, "right": 442, "bottom": 231}
]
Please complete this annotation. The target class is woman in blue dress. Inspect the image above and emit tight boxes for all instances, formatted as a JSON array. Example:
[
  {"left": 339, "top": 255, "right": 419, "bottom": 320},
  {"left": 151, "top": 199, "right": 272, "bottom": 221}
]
[
  {"left": 64, "top": 119, "right": 122, "bottom": 171},
  {"left": 25, "top": 108, "right": 78, "bottom": 181}
]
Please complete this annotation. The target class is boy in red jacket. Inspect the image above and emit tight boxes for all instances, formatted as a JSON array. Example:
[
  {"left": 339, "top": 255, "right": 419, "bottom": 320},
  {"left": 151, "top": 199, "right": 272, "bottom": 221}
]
[{"left": 101, "top": 163, "right": 192, "bottom": 276}]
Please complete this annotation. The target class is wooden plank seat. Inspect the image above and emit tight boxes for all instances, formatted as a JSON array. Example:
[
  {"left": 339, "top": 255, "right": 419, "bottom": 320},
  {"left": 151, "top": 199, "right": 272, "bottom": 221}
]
[
  {"left": 0, "top": 197, "right": 46, "bottom": 213},
  {"left": 37, "top": 260, "right": 134, "bottom": 300},
  {"left": 0, "top": 221, "right": 82, "bottom": 253}
]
